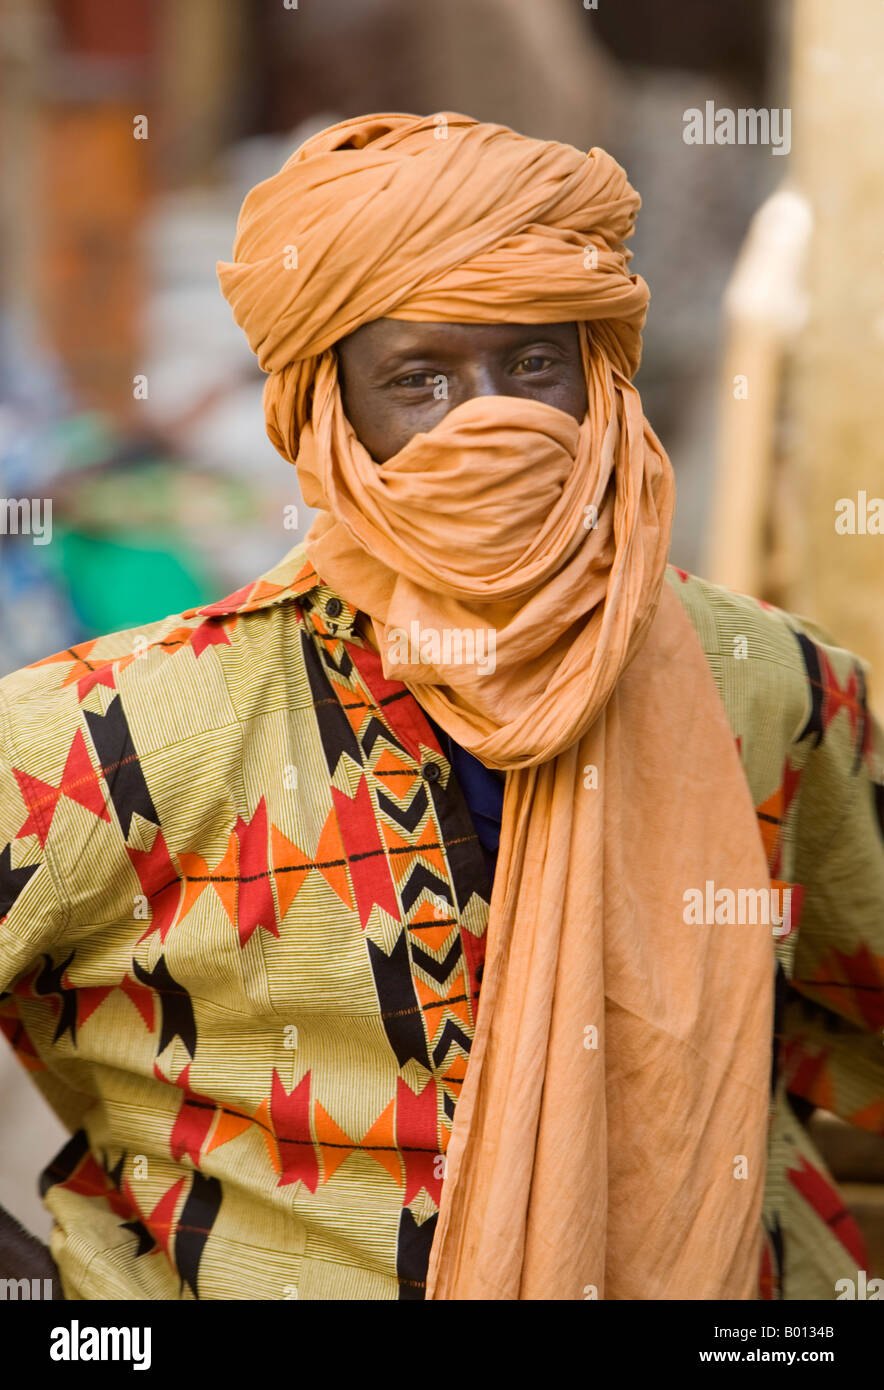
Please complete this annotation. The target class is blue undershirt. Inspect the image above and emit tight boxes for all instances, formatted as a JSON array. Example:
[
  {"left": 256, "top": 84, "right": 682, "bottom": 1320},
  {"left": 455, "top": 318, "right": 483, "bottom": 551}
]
[{"left": 425, "top": 713, "right": 505, "bottom": 888}]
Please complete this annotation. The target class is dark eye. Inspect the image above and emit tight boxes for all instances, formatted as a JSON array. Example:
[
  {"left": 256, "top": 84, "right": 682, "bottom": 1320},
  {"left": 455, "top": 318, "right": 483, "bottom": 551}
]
[
  {"left": 512, "top": 355, "right": 555, "bottom": 375},
  {"left": 391, "top": 371, "right": 437, "bottom": 388}
]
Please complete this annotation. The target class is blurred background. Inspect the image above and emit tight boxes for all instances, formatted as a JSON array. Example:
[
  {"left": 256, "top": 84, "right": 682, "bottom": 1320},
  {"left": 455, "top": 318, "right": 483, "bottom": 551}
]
[{"left": 0, "top": 0, "right": 882, "bottom": 1270}]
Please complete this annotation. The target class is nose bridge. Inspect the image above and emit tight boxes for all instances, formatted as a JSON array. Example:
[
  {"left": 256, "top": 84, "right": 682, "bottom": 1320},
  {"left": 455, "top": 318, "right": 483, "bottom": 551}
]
[{"left": 462, "top": 355, "right": 506, "bottom": 400}]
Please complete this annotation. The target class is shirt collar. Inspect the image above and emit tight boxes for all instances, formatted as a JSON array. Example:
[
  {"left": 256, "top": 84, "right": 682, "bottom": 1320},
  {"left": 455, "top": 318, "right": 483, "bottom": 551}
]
[
  {"left": 181, "top": 540, "right": 359, "bottom": 640},
  {"left": 185, "top": 543, "right": 689, "bottom": 648}
]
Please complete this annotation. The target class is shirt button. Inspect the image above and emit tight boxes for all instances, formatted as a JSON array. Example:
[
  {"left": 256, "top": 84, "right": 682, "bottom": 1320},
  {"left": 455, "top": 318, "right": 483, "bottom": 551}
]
[
  {"left": 422, "top": 761, "right": 441, "bottom": 783},
  {"left": 325, "top": 598, "right": 343, "bottom": 619}
]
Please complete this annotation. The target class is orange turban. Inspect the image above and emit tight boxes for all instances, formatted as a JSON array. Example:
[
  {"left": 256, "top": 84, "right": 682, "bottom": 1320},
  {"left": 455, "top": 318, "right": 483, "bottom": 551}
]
[
  {"left": 218, "top": 111, "right": 649, "bottom": 467},
  {"left": 217, "top": 113, "right": 774, "bottom": 1302}
]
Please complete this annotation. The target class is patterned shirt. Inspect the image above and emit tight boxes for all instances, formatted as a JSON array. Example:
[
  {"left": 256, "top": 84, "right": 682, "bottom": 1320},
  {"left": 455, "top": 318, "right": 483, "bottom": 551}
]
[{"left": 0, "top": 541, "right": 881, "bottom": 1300}]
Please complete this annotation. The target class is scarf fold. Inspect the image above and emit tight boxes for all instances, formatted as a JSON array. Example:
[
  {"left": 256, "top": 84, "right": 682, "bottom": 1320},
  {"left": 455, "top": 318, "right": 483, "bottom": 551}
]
[{"left": 217, "top": 111, "right": 774, "bottom": 1299}]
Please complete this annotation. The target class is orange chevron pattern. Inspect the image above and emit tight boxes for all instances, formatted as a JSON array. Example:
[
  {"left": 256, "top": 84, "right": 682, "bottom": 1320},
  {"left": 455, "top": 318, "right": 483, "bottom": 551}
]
[{"left": 0, "top": 545, "right": 879, "bottom": 1303}]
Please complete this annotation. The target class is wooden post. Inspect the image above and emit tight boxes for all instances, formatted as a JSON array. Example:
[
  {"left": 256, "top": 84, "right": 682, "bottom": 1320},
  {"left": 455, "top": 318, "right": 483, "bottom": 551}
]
[
  {"left": 703, "top": 190, "right": 812, "bottom": 598},
  {"left": 784, "top": 0, "right": 884, "bottom": 714}
]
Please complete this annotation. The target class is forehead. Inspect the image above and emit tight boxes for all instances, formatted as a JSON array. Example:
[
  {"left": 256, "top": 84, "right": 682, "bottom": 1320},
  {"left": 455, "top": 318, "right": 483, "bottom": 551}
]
[{"left": 335, "top": 318, "right": 579, "bottom": 367}]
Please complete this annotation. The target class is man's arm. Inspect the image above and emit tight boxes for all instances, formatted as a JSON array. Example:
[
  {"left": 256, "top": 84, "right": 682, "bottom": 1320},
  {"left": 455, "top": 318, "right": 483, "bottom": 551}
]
[
  {"left": 0, "top": 687, "right": 70, "bottom": 1300},
  {"left": 780, "top": 619, "right": 884, "bottom": 1132}
]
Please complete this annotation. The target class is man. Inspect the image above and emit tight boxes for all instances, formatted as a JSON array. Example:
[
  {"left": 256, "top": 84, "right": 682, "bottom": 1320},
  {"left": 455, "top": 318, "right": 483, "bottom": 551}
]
[{"left": 1, "top": 113, "right": 882, "bottom": 1301}]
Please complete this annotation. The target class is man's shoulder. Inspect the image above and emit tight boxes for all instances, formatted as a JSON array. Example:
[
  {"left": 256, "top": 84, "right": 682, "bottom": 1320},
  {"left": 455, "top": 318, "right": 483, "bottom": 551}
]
[
  {"left": 664, "top": 563, "right": 879, "bottom": 794},
  {"left": 665, "top": 562, "right": 869, "bottom": 679},
  {"left": 0, "top": 540, "right": 326, "bottom": 745}
]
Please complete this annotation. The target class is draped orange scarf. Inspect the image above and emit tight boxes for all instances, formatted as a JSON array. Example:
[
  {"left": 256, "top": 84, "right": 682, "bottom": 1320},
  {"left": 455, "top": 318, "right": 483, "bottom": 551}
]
[{"left": 218, "top": 112, "right": 775, "bottom": 1299}]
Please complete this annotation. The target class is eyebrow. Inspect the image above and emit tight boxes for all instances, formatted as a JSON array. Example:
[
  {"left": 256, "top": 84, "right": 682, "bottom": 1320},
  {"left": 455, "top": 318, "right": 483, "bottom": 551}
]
[{"left": 374, "top": 349, "right": 444, "bottom": 371}]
